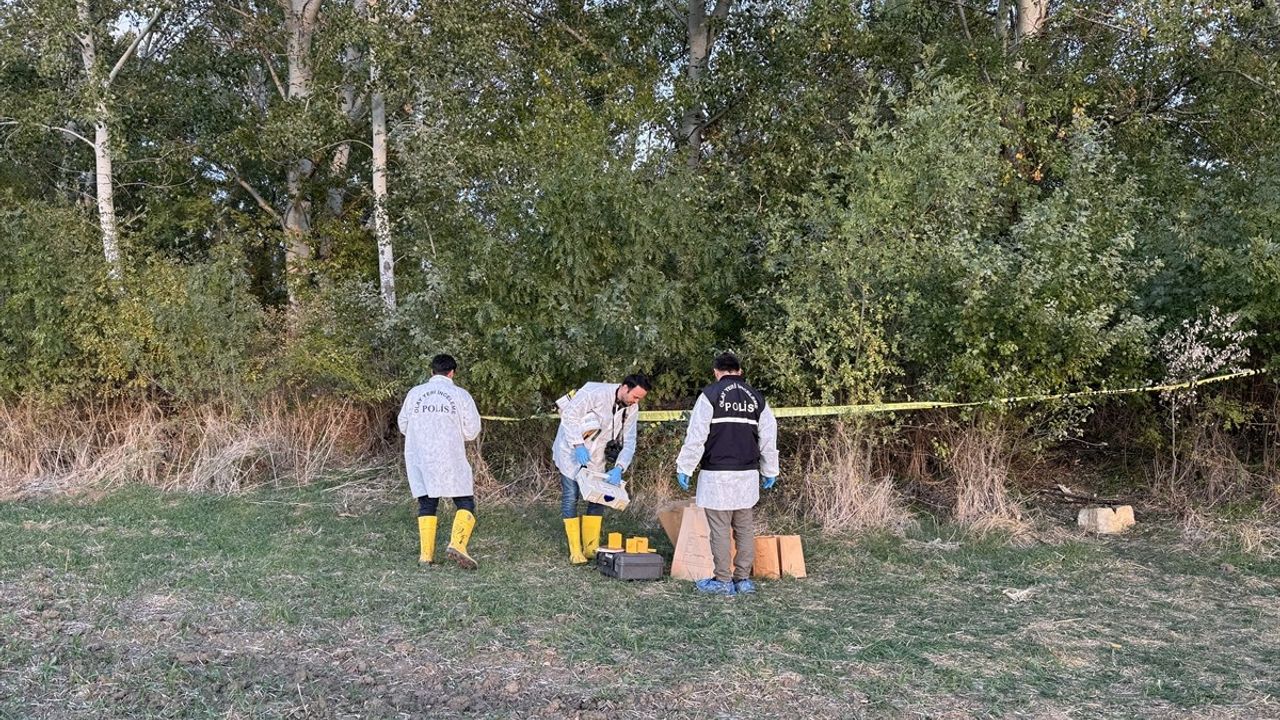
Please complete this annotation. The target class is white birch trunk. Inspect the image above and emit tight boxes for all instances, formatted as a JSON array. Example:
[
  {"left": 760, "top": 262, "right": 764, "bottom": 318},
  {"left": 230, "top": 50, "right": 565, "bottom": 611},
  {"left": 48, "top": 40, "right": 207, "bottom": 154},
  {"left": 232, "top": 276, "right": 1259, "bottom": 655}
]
[
  {"left": 369, "top": 55, "right": 395, "bottom": 311},
  {"left": 92, "top": 110, "right": 122, "bottom": 281},
  {"left": 77, "top": 0, "right": 122, "bottom": 281}
]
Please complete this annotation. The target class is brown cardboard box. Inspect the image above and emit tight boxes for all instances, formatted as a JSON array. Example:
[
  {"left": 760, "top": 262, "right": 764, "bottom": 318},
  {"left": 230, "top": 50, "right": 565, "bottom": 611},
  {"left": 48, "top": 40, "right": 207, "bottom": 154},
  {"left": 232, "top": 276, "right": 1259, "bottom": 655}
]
[
  {"left": 1077, "top": 505, "right": 1136, "bottom": 534},
  {"left": 752, "top": 534, "right": 806, "bottom": 579},
  {"left": 777, "top": 535, "right": 807, "bottom": 577}
]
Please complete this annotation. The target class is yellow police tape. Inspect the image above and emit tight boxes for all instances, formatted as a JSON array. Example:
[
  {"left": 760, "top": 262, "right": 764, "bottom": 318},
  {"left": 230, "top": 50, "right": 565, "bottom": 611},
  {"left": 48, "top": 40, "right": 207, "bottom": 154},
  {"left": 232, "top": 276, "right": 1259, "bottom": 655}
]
[{"left": 480, "top": 368, "right": 1265, "bottom": 423}]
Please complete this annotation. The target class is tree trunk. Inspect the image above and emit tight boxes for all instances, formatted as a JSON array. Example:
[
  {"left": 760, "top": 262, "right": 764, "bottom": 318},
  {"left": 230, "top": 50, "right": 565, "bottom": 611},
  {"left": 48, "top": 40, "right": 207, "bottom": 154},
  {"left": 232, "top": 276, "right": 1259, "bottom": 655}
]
[
  {"left": 77, "top": 0, "right": 122, "bottom": 282},
  {"left": 1015, "top": 0, "right": 1048, "bottom": 41},
  {"left": 324, "top": 144, "right": 351, "bottom": 220},
  {"left": 679, "top": 1, "right": 708, "bottom": 168},
  {"left": 680, "top": 0, "right": 731, "bottom": 168},
  {"left": 325, "top": 0, "right": 367, "bottom": 228},
  {"left": 1003, "top": 0, "right": 1048, "bottom": 171},
  {"left": 368, "top": 2, "right": 395, "bottom": 312},
  {"left": 283, "top": 0, "right": 323, "bottom": 295},
  {"left": 370, "top": 80, "right": 395, "bottom": 311},
  {"left": 92, "top": 110, "right": 122, "bottom": 281}
]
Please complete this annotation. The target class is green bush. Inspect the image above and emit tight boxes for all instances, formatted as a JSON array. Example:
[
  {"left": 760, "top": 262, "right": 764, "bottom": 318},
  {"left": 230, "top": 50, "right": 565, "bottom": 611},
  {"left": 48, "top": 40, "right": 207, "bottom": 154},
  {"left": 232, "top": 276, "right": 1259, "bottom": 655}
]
[
  {"left": 263, "top": 278, "right": 400, "bottom": 403},
  {"left": 87, "top": 244, "right": 265, "bottom": 401},
  {"left": 1163, "top": 156, "right": 1280, "bottom": 368},
  {"left": 392, "top": 98, "right": 725, "bottom": 411},
  {"left": 0, "top": 201, "right": 111, "bottom": 401},
  {"left": 748, "top": 76, "right": 1152, "bottom": 406}
]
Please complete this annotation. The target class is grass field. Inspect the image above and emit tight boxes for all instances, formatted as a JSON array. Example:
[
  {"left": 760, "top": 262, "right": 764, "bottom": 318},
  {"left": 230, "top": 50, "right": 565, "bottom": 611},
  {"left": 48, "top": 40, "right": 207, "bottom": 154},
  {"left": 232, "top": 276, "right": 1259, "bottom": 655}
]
[{"left": 1, "top": 480, "right": 1278, "bottom": 719}]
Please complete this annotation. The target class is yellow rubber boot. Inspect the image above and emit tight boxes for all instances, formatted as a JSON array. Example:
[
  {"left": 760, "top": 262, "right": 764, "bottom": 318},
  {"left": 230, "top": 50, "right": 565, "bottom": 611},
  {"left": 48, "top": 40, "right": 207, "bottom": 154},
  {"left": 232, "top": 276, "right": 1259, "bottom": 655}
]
[
  {"left": 445, "top": 510, "right": 478, "bottom": 570},
  {"left": 563, "top": 517, "right": 588, "bottom": 565},
  {"left": 417, "top": 515, "right": 437, "bottom": 564},
  {"left": 581, "top": 515, "right": 603, "bottom": 558}
]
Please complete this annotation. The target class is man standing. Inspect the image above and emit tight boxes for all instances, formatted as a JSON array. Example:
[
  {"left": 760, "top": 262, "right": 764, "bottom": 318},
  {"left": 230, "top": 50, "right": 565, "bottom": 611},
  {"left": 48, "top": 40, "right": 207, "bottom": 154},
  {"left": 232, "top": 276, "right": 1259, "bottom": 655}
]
[
  {"left": 675, "top": 353, "right": 779, "bottom": 595},
  {"left": 553, "top": 374, "right": 651, "bottom": 564},
  {"left": 398, "top": 354, "right": 483, "bottom": 569}
]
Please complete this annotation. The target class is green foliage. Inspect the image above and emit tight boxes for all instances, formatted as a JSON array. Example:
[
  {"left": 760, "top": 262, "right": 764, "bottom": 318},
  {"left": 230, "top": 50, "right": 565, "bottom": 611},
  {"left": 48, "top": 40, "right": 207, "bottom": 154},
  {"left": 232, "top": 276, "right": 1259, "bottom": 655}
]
[
  {"left": 924, "top": 119, "right": 1154, "bottom": 399},
  {"left": 1162, "top": 157, "right": 1280, "bottom": 366},
  {"left": 747, "top": 76, "right": 1008, "bottom": 404},
  {"left": 86, "top": 245, "right": 266, "bottom": 401},
  {"left": 413, "top": 104, "right": 723, "bottom": 410},
  {"left": 0, "top": 0, "right": 1278, "bottom": 425},
  {"left": 0, "top": 200, "right": 110, "bottom": 400},
  {"left": 750, "top": 77, "right": 1151, "bottom": 405},
  {"left": 0, "top": 205, "right": 264, "bottom": 404},
  {"left": 264, "top": 280, "right": 400, "bottom": 403}
]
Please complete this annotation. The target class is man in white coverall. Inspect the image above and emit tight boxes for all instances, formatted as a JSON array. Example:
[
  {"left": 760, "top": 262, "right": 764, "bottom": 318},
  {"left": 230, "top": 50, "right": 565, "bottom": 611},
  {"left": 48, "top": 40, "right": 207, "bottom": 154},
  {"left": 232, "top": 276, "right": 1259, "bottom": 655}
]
[
  {"left": 552, "top": 374, "right": 651, "bottom": 564},
  {"left": 398, "top": 354, "right": 483, "bottom": 569},
  {"left": 675, "top": 352, "right": 779, "bottom": 595}
]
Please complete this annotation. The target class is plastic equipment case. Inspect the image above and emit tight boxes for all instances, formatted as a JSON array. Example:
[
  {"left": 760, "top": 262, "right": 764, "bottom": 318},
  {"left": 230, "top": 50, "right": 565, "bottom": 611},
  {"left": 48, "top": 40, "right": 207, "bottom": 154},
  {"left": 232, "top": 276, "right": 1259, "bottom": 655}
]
[
  {"left": 596, "top": 549, "right": 664, "bottom": 581},
  {"left": 575, "top": 469, "right": 630, "bottom": 511}
]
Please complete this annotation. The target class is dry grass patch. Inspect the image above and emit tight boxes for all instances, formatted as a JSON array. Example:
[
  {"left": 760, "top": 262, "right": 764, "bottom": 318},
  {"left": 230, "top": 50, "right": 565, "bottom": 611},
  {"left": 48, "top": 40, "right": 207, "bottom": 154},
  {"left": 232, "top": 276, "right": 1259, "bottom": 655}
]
[
  {"left": 945, "top": 419, "right": 1032, "bottom": 540},
  {"left": 795, "top": 421, "right": 914, "bottom": 535},
  {"left": 466, "top": 422, "right": 558, "bottom": 504},
  {"left": 0, "top": 396, "right": 386, "bottom": 498},
  {"left": 1179, "top": 511, "right": 1280, "bottom": 560}
]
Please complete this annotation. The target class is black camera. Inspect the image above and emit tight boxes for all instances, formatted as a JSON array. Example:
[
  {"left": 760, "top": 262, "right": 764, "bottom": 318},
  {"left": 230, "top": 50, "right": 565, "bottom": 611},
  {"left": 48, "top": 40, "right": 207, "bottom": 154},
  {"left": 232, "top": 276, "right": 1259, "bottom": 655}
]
[{"left": 604, "top": 439, "right": 623, "bottom": 466}]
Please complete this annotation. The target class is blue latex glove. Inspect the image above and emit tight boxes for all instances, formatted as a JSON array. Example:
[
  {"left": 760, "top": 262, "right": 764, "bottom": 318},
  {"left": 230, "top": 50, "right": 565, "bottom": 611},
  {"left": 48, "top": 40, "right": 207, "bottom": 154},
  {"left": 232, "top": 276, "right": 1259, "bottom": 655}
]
[
  {"left": 677, "top": 473, "right": 690, "bottom": 491},
  {"left": 605, "top": 467, "right": 623, "bottom": 486},
  {"left": 573, "top": 444, "right": 590, "bottom": 467},
  {"left": 762, "top": 476, "right": 777, "bottom": 490}
]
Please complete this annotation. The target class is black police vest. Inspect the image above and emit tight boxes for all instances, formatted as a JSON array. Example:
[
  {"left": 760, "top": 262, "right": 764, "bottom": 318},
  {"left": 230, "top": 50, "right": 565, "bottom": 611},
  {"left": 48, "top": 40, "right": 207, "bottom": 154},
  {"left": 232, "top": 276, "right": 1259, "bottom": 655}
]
[{"left": 699, "top": 376, "right": 765, "bottom": 471}]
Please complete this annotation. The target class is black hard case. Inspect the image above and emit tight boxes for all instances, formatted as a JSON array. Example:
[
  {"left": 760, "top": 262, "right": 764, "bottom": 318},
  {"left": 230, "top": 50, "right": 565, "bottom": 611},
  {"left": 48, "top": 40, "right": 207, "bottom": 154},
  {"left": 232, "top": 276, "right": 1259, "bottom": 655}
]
[{"left": 596, "top": 550, "right": 664, "bottom": 581}]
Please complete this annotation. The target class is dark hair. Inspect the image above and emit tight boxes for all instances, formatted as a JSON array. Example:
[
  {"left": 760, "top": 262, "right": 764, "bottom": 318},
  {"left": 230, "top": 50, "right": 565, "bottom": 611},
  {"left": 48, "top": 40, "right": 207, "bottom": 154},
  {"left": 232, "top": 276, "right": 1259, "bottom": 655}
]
[
  {"left": 431, "top": 354, "right": 458, "bottom": 376},
  {"left": 713, "top": 352, "right": 742, "bottom": 373},
  {"left": 621, "top": 373, "right": 652, "bottom": 391}
]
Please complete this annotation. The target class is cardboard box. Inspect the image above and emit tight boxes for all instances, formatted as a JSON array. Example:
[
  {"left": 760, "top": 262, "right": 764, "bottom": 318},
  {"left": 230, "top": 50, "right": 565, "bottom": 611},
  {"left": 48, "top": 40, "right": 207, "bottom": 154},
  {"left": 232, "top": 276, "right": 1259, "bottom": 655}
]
[
  {"left": 576, "top": 470, "right": 629, "bottom": 511},
  {"left": 752, "top": 535, "right": 806, "bottom": 579},
  {"left": 778, "top": 535, "right": 807, "bottom": 578},
  {"left": 1113, "top": 505, "right": 1136, "bottom": 529}
]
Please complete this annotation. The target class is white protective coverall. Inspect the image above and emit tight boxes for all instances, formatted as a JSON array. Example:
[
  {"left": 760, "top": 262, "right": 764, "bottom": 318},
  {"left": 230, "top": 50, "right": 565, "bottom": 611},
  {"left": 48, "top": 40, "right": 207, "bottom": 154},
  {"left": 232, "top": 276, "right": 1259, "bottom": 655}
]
[
  {"left": 552, "top": 382, "right": 638, "bottom": 479},
  {"left": 398, "top": 375, "right": 482, "bottom": 498},
  {"left": 675, "top": 394, "right": 780, "bottom": 511}
]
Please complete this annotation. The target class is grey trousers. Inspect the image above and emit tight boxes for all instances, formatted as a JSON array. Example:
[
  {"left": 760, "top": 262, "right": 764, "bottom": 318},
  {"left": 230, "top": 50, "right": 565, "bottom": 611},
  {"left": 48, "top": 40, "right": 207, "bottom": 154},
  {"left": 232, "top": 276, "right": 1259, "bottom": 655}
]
[{"left": 704, "top": 507, "right": 755, "bottom": 582}]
